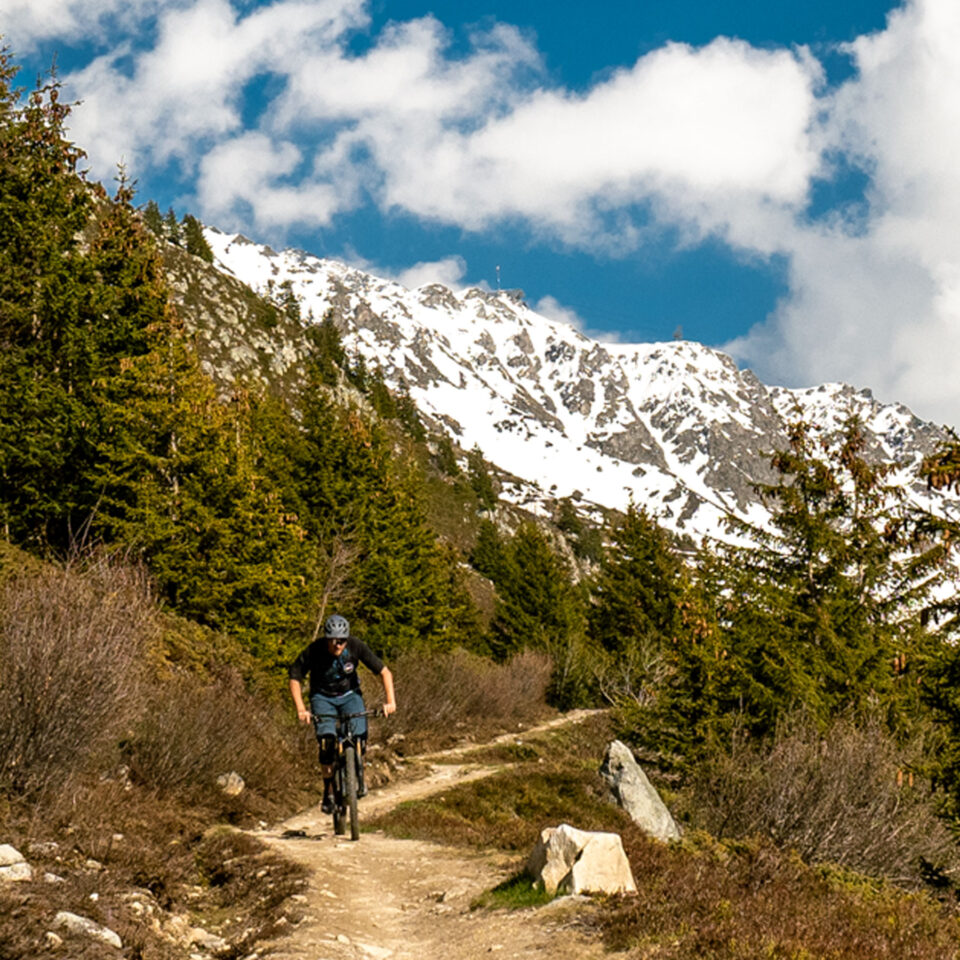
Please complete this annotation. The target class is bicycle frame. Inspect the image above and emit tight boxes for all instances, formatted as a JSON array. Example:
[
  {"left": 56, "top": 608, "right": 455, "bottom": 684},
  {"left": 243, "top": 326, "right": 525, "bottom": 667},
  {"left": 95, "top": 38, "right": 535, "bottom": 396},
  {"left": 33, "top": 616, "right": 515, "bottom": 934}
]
[{"left": 311, "top": 709, "right": 381, "bottom": 841}]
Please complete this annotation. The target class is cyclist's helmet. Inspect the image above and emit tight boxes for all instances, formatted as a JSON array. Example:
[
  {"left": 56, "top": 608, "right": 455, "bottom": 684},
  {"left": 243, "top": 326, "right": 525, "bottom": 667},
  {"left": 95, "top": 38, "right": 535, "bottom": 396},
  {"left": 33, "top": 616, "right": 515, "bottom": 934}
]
[{"left": 324, "top": 614, "right": 350, "bottom": 639}]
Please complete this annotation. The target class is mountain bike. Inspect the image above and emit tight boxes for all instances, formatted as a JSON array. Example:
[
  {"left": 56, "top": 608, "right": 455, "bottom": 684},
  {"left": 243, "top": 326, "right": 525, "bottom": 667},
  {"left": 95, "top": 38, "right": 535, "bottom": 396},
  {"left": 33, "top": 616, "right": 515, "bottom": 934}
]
[{"left": 311, "top": 709, "right": 381, "bottom": 841}]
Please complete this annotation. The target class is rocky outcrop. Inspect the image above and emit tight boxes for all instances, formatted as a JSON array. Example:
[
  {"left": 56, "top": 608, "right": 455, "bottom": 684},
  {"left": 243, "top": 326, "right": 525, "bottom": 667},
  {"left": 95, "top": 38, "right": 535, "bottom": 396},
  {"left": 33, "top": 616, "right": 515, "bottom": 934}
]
[
  {"left": 526, "top": 823, "right": 637, "bottom": 896},
  {"left": 599, "top": 741, "right": 681, "bottom": 842}
]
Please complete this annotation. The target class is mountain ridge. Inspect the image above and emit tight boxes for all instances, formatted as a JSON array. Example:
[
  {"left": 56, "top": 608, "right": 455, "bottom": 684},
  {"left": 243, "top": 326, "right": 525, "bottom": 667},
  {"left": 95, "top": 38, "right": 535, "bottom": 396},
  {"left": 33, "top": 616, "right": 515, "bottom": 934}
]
[{"left": 194, "top": 227, "right": 959, "bottom": 543}]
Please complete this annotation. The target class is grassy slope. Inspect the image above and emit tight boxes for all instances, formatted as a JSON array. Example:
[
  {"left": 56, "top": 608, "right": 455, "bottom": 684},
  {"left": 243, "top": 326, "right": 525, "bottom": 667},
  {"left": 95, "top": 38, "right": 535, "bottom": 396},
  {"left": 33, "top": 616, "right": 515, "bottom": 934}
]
[{"left": 370, "top": 714, "right": 960, "bottom": 960}]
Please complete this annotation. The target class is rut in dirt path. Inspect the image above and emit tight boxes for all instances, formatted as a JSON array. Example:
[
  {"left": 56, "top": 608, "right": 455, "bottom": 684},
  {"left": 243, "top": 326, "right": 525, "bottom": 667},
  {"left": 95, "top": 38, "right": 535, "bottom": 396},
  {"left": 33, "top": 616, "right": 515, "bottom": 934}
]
[{"left": 250, "top": 710, "right": 608, "bottom": 960}]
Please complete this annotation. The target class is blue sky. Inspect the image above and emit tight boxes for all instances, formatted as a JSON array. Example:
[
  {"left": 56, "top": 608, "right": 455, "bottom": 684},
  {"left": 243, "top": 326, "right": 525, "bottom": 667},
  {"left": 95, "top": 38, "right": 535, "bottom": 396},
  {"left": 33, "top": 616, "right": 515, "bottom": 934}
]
[{"left": 6, "top": 0, "right": 960, "bottom": 427}]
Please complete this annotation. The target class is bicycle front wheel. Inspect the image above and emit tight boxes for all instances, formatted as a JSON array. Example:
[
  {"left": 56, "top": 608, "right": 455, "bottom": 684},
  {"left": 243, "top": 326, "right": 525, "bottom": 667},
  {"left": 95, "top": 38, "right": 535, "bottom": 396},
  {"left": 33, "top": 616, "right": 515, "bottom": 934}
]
[{"left": 344, "top": 744, "right": 360, "bottom": 841}]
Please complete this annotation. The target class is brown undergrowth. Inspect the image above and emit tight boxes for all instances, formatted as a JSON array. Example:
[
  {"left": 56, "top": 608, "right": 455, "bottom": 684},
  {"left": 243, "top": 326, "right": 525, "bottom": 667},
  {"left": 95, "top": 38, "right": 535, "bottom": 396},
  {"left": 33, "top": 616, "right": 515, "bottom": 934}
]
[
  {"left": 0, "top": 553, "right": 555, "bottom": 958},
  {"left": 603, "top": 830, "right": 960, "bottom": 960}
]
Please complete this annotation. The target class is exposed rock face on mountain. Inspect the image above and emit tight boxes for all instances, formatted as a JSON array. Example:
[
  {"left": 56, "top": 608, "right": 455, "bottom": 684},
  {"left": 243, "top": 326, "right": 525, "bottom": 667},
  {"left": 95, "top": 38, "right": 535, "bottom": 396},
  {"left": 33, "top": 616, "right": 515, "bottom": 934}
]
[{"left": 187, "top": 227, "right": 959, "bottom": 544}]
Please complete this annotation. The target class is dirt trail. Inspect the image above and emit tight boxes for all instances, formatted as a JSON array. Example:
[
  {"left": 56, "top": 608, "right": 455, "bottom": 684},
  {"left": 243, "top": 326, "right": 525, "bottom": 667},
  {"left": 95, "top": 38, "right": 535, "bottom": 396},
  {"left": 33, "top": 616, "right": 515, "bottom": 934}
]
[{"left": 251, "top": 711, "right": 609, "bottom": 960}]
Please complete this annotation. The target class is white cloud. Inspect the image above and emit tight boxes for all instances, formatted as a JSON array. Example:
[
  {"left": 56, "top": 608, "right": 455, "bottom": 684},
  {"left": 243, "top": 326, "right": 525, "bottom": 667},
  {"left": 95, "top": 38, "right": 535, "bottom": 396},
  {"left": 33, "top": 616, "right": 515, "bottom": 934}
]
[
  {"left": 531, "top": 294, "right": 623, "bottom": 343},
  {"left": 727, "top": 0, "right": 960, "bottom": 425},
  {"left": 393, "top": 256, "right": 467, "bottom": 290},
  {"left": 0, "top": 0, "right": 167, "bottom": 49},
  {"left": 62, "top": 0, "right": 818, "bottom": 247},
  {"left": 64, "top": 0, "right": 368, "bottom": 178}
]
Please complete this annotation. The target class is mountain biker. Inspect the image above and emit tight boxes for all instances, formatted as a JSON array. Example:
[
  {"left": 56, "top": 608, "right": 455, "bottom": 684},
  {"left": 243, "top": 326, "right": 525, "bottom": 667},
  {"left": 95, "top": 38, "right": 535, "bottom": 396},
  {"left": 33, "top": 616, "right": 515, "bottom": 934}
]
[{"left": 288, "top": 614, "right": 397, "bottom": 814}]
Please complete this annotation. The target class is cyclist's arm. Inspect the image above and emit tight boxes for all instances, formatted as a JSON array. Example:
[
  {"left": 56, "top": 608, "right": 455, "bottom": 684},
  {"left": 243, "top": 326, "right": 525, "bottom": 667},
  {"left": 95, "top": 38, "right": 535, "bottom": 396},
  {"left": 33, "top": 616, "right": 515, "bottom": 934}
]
[
  {"left": 289, "top": 678, "right": 312, "bottom": 724},
  {"left": 380, "top": 666, "right": 397, "bottom": 716}
]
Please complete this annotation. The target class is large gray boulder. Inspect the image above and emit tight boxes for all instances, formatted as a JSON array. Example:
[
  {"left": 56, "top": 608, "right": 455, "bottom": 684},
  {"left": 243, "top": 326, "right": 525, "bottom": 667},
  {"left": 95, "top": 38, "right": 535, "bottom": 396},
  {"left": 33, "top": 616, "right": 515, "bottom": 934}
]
[
  {"left": 599, "top": 740, "right": 681, "bottom": 842},
  {"left": 526, "top": 823, "right": 637, "bottom": 896}
]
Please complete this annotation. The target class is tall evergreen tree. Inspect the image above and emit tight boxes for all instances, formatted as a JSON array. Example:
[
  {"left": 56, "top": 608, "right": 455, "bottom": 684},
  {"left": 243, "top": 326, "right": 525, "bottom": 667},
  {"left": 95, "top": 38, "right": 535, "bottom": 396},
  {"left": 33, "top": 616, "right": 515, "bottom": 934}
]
[
  {"left": 164, "top": 207, "right": 181, "bottom": 245},
  {"left": 141, "top": 199, "right": 164, "bottom": 237},
  {"left": 589, "top": 505, "right": 686, "bottom": 707},
  {"left": 0, "top": 58, "right": 97, "bottom": 545},
  {"left": 490, "top": 523, "right": 589, "bottom": 705},
  {"left": 468, "top": 445, "right": 497, "bottom": 510},
  {"left": 182, "top": 214, "right": 213, "bottom": 262},
  {"left": 636, "top": 417, "right": 948, "bottom": 767}
]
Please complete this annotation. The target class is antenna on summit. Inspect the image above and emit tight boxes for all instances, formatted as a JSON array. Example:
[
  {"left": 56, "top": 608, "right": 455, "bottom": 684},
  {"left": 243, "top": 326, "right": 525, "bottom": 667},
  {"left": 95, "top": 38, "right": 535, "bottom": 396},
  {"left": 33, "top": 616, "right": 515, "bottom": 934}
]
[{"left": 495, "top": 265, "right": 501, "bottom": 291}]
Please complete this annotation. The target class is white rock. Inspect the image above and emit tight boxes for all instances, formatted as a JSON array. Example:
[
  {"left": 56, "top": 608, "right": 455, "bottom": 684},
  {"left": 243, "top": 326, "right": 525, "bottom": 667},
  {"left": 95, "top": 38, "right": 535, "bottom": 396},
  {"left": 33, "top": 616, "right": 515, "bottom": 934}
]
[
  {"left": 599, "top": 740, "right": 681, "bottom": 842},
  {"left": 44, "top": 932, "right": 63, "bottom": 948},
  {"left": 0, "top": 844, "right": 25, "bottom": 867},
  {"left": 0, "top": 861, "right": 33, "bottom": 882},
  {"left": 44, "top": 872, "right": 66, "bottom": 884},
  {"left": 189, "top": 926, "right": 230, "bottom": 953},
  {"left": 356, "top": 941, "right": 393, "bottom": 959},
  {"left": 217, "top": 771, "right": 245, "bottom": 796},
  {"left": 526, "top": 823, "right": 637, "bottom": 896},
  {"left": 53, "top": 911, "right": 123, "bottom": 949}
]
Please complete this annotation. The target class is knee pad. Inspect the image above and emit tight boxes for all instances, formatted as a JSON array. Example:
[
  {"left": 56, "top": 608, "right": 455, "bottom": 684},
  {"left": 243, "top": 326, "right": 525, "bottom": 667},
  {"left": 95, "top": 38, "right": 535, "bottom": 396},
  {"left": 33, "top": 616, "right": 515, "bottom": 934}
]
[{"left": 318, "top": 735, "right": 336, "bottom": 766}]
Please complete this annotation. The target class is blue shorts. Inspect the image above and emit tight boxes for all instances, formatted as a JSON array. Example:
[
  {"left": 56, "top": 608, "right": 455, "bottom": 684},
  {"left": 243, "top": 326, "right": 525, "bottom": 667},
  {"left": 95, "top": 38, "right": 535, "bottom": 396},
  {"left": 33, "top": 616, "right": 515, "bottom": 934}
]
[{"left": 310, "top": 690, "right": 367, "bottom": 740}]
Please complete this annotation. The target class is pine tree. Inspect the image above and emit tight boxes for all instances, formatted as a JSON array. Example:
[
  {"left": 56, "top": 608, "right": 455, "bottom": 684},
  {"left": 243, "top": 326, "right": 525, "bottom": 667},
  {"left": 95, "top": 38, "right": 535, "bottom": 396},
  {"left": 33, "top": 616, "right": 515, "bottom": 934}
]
[
  {"left": 164, "top": 207, "right": 181, "bottom": 245},
  {"left": 588, "top": 505, "right": 686, "bottom": 709},
  {"left": 284, "top": 327, "right": 483, "bottom": 657},
  {"left": 434, "top": 435, "right": 460, "bottom": 477},
  {"left": 0, "top": 57, "right": 96, "bottom": 545},
  {"left": 637, "top": 417, "right": 948, "bottom": 767},
  {"left": 468, "top": 445, "right": 497, "bottom": 510},
  {"left": 182, "top": 214, "right": 213, "bottom": 262},
  {"left": 471, "top": 518, "right": 508, "bottom": 581},
  {"left": 490, "top": 523, "right": 589, "bottom": 705},
  {"left": 590, "top": 505, "right": 684, "bottom": 652},
  {"left": 141, "top": 199, "right": 164, "bottom": 237}
]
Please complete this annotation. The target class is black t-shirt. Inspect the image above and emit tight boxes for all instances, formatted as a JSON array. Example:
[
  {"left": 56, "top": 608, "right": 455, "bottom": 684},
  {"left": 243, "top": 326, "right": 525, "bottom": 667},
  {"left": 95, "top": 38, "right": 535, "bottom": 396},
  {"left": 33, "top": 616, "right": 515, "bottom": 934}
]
[{"left": 288, "top": 637, "right": 384, "bottom": 697}]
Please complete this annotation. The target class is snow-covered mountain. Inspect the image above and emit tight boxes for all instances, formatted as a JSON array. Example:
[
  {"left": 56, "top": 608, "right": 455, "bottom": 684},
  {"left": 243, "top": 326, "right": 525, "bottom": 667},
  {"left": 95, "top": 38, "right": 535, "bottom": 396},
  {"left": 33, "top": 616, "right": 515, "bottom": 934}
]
[{"left": 201, "top": 228, "right": 959, "bottom": 544}]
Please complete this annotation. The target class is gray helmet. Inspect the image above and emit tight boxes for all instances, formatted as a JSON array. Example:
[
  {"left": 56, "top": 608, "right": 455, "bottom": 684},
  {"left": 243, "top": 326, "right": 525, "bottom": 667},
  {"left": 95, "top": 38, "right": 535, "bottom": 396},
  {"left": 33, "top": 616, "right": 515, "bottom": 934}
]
[{"left": 324, "top": 614, "right": 349, "bottom": 639}]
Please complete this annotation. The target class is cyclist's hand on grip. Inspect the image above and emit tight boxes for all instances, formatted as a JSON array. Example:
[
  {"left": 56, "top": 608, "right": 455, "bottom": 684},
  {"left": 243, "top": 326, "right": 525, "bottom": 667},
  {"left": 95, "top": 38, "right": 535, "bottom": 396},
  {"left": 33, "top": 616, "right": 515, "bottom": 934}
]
[
  {"left": 297, "top": 707, "right": 312, "bottom": 724},
  {"left": 382, "top": 702, "right": 396, "bottom": 718}
]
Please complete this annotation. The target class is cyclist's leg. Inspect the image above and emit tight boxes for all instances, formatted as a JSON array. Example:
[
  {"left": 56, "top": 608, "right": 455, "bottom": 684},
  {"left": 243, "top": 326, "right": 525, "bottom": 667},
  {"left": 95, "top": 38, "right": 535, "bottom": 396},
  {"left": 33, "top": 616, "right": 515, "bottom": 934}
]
[{"left": 310, "top": 693, "right": 338, "bottom": 811}]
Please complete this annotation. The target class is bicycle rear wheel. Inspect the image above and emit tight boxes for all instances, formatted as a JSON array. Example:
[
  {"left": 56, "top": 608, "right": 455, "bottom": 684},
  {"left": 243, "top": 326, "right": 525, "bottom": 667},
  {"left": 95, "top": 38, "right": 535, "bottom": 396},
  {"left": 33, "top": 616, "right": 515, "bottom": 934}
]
[{"left": 344, "top": 744, "right": 360, "bottom": 841}]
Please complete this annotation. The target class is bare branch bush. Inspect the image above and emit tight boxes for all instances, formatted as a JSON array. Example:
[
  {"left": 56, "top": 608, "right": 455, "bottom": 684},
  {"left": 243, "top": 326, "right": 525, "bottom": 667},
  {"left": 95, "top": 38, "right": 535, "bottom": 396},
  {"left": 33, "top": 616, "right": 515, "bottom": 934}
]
[
  {"left": 378, "top": 648, "right": 553, "bottom": 743},
  {"left": 124, "top": 666, "right": 298, "bottom": 803},
  {"left": 686, "top": 713, "right": 960, "bottom": 889},
  {"left": 594, "top": 637, "right": 671, "bottom": 707},
  {"left": 0, "top": 554, "right": 156, "bottom": 799},
  {"left": 305, "top": 533, "right": 361, "bottom": 645}
]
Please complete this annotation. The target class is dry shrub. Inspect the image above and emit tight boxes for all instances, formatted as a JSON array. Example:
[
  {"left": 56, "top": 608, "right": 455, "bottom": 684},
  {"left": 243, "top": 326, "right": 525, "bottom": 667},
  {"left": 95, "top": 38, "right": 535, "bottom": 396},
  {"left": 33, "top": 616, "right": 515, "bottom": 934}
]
[
  {"left": 381, "top": 648, "right": 552, "bottom": 744},
  {"left": 687, "top": 714, "right": 960, "bottom": 889},
  {"left": 601, "top": 829, "right": 960, "bottom": 960},
  {"left": 0, "top": 554, "right": 156, "bottom": 799},
  {"left": 124, "top": 667, "right": 299, "bottom": 804}
]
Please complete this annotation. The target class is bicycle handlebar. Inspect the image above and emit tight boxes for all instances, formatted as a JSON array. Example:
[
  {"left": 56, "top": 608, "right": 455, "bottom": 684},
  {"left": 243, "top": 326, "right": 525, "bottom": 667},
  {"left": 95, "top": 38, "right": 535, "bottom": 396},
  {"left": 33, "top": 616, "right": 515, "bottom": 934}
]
[{"left": 309, "top": 708, "right": 385, "bottom": 721}]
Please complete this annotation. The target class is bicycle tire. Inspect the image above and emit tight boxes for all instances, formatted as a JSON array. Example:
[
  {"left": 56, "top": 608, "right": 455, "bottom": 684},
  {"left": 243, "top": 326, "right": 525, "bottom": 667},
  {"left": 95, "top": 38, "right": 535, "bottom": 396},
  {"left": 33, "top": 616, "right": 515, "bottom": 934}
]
[
  {"left": 333, "top": 763, "right": 346, "bottom": 835},
  {"left": 344, "top": 744, "right": 360, "bottom": 841}
]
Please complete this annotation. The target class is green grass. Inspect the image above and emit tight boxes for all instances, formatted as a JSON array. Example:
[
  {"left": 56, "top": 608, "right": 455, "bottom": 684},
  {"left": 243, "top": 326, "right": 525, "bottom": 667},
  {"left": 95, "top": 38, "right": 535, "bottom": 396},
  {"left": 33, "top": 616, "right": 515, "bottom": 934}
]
[
  {"left": 367, "top": 713, "right": 625, "bottom": 851},
  {"left": 432, "top": 741, "right": 544, "bottom": 765},
  {"left": 471, "top": 872, "right": 556, "bottom": 910}
]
